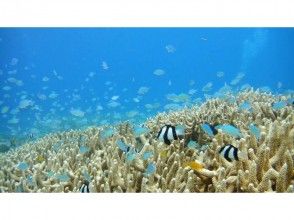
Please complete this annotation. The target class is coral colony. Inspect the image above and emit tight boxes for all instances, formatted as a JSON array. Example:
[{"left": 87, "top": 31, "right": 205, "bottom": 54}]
[{"left": 0, "top": 89, "right": 294, "bottom": 192}]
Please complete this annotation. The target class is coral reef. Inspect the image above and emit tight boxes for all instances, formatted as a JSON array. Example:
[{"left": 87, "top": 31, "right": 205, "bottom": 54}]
[
  {"left": 0, "top": 89, "right": 293, "bottom": 192},
  {"left": 0, "top": 144, "right": 10, "bottom": 153}
]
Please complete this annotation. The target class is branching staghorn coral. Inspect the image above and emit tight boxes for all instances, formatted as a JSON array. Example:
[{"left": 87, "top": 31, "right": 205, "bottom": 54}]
[{"left": 0, "top": 89, "right": 293, "bottom": 192}]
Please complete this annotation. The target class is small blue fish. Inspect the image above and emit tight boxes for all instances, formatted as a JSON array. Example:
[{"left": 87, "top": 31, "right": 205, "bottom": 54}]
[
  {"left": 239, "top": 101, "right": 252, "bottom": 111},
  {"left": 126, "top": 152, "right": 137, "bottom": 162},
  {"left": 83, "top": 170, "right": 91, "bottom": 182},
  {"left": 116, "top": 140, "right": 131, "bottom": 153},
  {"left": 260, "top": 87, "right": 271, "bottom": 93},
  {"left": 16, "top": 184, "right": 24, "bottom": 192},
  {"left": 215, "top": 124, "right": 243, "bottom": 138},
  {"left": 56, "top": 173, "right": 70, "bottom": 182},
  {"left": 126, "top": 148, "right": 138, "bottom": 162},
  {"left": 249, "top": 123, "right": 261, "bottom": 140},
  {"left": 175, "top": 125, "right": 185, "bottom": 136},
  {"left": 79, "top": 136, "right": 87, "bottom": 143},
  {"left": 27, "top": 175, "right": 34, "bottom": 186},
  {"left": 100, "top": 128, "right": 115, "bottom": 139},
  {"left": 201, "top": 123, "right": 218, "bottom": 137},
  {"left": 79, "top": 146, "right": 90, "bottom": 154},
  {"left": 143, "top": 151, "right": 153, "bottom": 160},
  {"left": 288, "top": 98, "right": 294, "bottom": 107},
  {"left": 144, "top": 163, "right": 156, "bottom": 176},
  {"left": 52, "top": 142, "right": 62, "bottom": 152},
  {"left": 272, "top": 101, "right": 287, "bottom": 110},
  {"left": 227, "top": 97, "right": 236, "bottom": 104},
  {"left": 134, "top": 125, "right": 149, "bottom": 137},
  {"left": 17, "top": 162, "right": 29, "bottom": 171},
  {"left": 46, "top": 171, "right": 55, "bottom": 178},
  {"left": 187, "top": 140, "right": 200, "bottom": 149}
]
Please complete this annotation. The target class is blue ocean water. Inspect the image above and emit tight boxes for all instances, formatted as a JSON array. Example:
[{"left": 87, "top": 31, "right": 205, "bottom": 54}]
[{"left": 0, "top": 28, "right": 293, "bottom": 147}]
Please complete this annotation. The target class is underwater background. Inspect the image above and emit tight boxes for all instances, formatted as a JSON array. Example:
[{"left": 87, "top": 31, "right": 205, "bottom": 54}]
[{"left": 0, "top": 28, "right": 293, "bottom": 149}]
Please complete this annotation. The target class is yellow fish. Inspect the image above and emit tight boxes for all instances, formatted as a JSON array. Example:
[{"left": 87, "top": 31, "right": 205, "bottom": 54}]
[
  {"left": 36, "top": 155, "right": 45, "bottom": 163},
  {"left": 159, "top": 149, "right": 169, "bottom": 159},
  {"left": 183, "top": 161, "right": 203, "bottom": 171}
]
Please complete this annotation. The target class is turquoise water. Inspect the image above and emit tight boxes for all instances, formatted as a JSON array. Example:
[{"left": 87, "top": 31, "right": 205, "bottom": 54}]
[{"left": 0, "top": 28, "right": 293, "bottom": 149}]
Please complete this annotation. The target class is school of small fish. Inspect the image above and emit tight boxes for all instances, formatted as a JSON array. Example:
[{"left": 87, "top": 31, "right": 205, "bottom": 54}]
[{"left": 0, "top": 36, "right": 293, "bottom": 194}]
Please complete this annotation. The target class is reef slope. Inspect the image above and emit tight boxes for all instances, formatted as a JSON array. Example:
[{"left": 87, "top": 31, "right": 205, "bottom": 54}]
[{"left": 0, "top": 89, "right": 293, "bottom": 192}]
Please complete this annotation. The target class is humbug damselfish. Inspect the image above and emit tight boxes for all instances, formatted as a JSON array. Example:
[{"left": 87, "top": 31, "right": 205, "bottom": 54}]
[
  {"left": 218, "top": 144, "right": 247, "bottom": 162},
  {"left": 80, "top": 180, "right": 90, "bottom": 193},
  {"left": 157, "top": 124, "right": 185, "bottom": 145}
]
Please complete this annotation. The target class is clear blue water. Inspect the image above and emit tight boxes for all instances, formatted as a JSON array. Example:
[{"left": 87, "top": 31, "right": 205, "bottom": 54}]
[{"left": 0, "top": 28, "right": 293, "bottom": 146}]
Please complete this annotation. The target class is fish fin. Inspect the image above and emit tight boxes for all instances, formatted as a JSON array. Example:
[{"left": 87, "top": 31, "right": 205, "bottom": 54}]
[
  {"left": 209, "top": 124, "right": 218, "bottom": 135},
  {"left": 238, "top": 151, "right": 248, "bottom": 161},
  {"left": 193, "top": 161, "right": 203, "bottom": 171},
  {"left": 175, "top": 125, "right": 185, "bottom": 136},
  {"left": 214, "top": 125, "right": 222, "bottom": 129},
  {"left": 183, "top": 161, "right": 203, "bottom": 171}
]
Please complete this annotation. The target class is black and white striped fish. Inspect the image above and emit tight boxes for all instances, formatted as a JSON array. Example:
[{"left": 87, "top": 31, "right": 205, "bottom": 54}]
[
  {"left": 157, "top": 124, "right": 185, "bottom": 145},
  {"left": 80, "top": 180, "right": 90, "bottom": 193},
  {"left": 28, "top": 133, "right": 34, "bottom": 139},
  {"left": 218, "top": 144, "right": 247, "bottom": 162}
]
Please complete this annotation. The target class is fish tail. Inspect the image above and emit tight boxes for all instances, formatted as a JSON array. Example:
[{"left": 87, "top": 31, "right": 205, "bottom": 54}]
[
  {"left": 175, "top": 125, "right": 185, "bottom": 136},
  {"left": 183, "top": 161, "right": 203, "bottom": 171},
  {"left": 214, "top": 124, "right": 221, "bottom": 129},
  {"left": 238, "top": 151, "right": 248, "bottom": 160}
]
